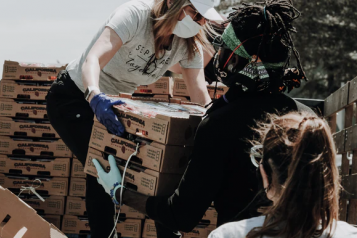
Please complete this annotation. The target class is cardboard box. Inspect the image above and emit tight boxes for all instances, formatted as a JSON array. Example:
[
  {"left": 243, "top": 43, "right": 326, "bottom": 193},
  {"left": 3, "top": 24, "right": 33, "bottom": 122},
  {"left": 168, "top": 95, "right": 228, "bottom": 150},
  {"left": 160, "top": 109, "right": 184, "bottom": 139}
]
[
  {"left": 173, "top": 78, "right": 189, "bottom": 97},
  {"left": 62, "top": 215, "right": 142, "bottom": 237},
  {"left": 40, "top": 215, "right": 62, "bottom": 230},
  {"left": 0, "top": 99, "right": 48, "bottom": 119},
  {"left": 89, "top": 121, "right": 191, "bottom": 174},
  {"left": 21, "top": 195, "right": 65, "bottom": 215},
  {"left": 131, "top": 94, "right": 170, "bottom": 103},
  {"left": 2, "top": 60, "right": 66, "bottom": 81},
  {"left": 113, "top": 101, "right": 203, "bottom": 146},
  {"left": 71, "top": 158, "right": 86, "bottom": 178},
  {"left": 207, "top": 85, "right": 228, "bottom": 99},
  {"left": 170, "top": 96, "right": 190, "bottom": 102},
  {"left": 134, "top": 77, "right": 173, "bottom": 95},
  {"left": 202, "top": 207, "right": 218, "bottom": 225},
  {"left": 0, "top": 79, "right": 51, "bottom": 100},
  {"left": 65, "top": 196, "right": 87, "bottom": 216},
  {"left": 120, "top": 204, "right": 146, "bottom": 219},
  {"left": 0, "top": 136, "right": 71, "bottom": 157},
  {"left": 142, "top": 219, "right": 157, "bottom": 238},
  {"left": 182, "top": 224, "right": 216, "bottom": 238},
  {"left": 69, "top": 178, "right": 86, "bottom": 197},
  {"left": 0, "top": 186, "right": 67, "bottom": 238},
  {"left": 0, "top": 117, "right": 60, "bottom": 138},
  {"left": 65, "top": 196, "right": 145, "bottom": 219},
  {"left": 85, "top": 148, "right": 182, "bottom": 196},
  {"left": 0, "top": 155, "right": 70, "bottom": 177},
  {"left": 0, "top": 174, "right": 68, "bottom": 196}
]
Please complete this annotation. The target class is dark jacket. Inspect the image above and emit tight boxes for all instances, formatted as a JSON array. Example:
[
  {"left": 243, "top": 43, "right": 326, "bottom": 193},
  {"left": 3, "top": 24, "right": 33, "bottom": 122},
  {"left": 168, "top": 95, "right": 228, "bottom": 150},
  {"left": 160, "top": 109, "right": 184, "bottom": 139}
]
[{"left": 146, "top": 86, "right": 314, "bottom": 232}]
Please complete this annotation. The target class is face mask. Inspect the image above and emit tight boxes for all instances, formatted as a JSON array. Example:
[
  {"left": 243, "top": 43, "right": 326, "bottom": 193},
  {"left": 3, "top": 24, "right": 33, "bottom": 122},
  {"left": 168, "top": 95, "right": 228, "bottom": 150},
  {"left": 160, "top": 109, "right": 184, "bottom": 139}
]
[{"left": 173, "top": 10, "right": 203, "bottom": 38}]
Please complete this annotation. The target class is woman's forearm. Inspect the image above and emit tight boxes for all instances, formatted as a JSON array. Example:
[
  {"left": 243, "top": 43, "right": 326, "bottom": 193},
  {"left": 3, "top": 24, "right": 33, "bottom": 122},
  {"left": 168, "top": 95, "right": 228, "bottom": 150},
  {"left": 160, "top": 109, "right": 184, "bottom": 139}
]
[{"left": 82, "top": 56, "right": 101, "bottom": 90}]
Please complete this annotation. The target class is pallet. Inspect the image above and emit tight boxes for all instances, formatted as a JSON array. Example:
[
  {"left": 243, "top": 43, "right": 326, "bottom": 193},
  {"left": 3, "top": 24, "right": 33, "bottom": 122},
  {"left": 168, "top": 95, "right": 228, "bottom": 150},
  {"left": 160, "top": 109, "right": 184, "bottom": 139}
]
[{"left": 324, "top": 76, "right": 357, "bottom": 224}]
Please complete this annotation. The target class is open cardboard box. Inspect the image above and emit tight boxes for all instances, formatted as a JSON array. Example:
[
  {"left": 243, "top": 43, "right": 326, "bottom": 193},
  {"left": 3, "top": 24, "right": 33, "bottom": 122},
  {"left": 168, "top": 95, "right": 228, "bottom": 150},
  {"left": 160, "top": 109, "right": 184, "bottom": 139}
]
[
  {"left": 142, "top": 219, "right": 157, "bottom": 238},
  {"left": 61, "top": 215, "right": 142, "bottom": 237},
  {"left": 65, "top": 196, "right": 145, "bottom": 219},
  {"left": 71, "top": 158, "right": 86, "bottom": 178},
  {"left": 90, "top": 121, "right": 191, "bottom": 174},
  {"left": 0, "top": 174, "right": 68, "bottom": 196},
  {"left": 0, "top": 79, "right": 51, "bottom": 100},
  {"left": 0, "top": 99, "right": 48, "bottom": 119},
  {"left": 0, "top": 186, "right": 67, "bottom": 238},
  {"left": 0, "top": 117, "right": 60, "bottom": 138},
  {"left": 0, "top": 155, "right": 70, "bottom": 177},
  {"left": 21, "top": 195, "right": 65, "bottom": 215},
  {"left": 0, "top": 136, "right": 71, "bottom": 157},
  {"left": 85, "top": 148, "right": 182, "bottom": 196},
  {"left": 112, "top": 100, "right": 203, "bottom": 146},
  {"left": 69, "top": 178, "right": 86, "bottom": 197},
  {"left": 2, "top": 60, "right": 66, "bottom": 81},
  {"left": 40, "top": 215, "right": 62, "bottom": 231},
  {"left": 134, "top": 77, "right": 173, "bottom": 95}
]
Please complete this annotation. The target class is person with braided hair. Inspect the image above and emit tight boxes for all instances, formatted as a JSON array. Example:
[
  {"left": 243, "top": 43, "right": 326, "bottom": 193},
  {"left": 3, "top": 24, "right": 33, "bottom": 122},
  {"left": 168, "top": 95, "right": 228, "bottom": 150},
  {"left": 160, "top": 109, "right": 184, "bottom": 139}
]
[
  {"left": 93, "top": 1, "right": 316, "bottom": 237},
  {"left": 209, "top": 112, "right": 357, "bottom": 237}
]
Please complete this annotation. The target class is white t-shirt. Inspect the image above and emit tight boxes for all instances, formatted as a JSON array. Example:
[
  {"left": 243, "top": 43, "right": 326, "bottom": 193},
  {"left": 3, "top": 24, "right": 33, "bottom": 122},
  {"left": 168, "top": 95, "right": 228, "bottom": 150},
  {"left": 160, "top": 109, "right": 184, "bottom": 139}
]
[
  {"left": 66, "top": 0, "right": 203, "bottom": 95},
  {"left": 208, "top": 216, "right": 357, "bottom": 238}
]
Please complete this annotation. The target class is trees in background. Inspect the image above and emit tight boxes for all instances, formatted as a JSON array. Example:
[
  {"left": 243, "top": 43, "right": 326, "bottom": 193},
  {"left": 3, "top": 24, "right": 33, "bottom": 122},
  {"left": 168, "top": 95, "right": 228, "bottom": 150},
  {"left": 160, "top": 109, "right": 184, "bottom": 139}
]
[{"left": 217, "top": 0, "right": 357, "bottom": 99}]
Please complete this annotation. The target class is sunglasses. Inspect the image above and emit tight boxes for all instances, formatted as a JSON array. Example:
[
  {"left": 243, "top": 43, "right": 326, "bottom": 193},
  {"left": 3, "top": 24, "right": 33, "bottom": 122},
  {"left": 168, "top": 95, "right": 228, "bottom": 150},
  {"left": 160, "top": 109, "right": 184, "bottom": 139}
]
[{"left": 250, "top": 145, "right": 263, "bottom": 168}]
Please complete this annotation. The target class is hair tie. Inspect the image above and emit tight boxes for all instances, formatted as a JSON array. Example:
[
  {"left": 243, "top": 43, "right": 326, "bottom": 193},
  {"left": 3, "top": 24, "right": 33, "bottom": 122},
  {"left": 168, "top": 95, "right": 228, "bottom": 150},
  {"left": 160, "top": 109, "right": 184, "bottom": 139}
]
[{"left": 263, "top": 6, "right": 268, "bottom": 21}]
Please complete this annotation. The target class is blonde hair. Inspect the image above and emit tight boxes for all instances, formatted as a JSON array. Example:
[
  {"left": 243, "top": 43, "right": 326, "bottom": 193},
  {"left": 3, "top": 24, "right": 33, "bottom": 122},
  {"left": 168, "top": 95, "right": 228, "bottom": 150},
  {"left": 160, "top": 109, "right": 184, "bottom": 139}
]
[
  {"left": 151, "top": 0, "right": 216, "bottom": 60},
  {"left": 248, "top": 112, "right": 340, "bottom": 238}
]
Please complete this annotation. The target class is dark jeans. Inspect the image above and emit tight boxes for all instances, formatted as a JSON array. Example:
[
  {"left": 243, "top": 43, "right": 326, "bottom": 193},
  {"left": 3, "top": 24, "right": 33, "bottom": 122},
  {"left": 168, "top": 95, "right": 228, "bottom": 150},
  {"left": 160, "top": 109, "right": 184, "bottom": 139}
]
[{"left": 46, "top": 70, "right": 115, "bottom": 238}]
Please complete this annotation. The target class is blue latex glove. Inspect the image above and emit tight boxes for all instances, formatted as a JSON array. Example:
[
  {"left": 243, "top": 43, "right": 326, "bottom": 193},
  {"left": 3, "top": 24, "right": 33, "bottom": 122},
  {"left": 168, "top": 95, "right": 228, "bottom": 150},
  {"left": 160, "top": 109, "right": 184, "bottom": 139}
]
[
  {"left": 90, "top": 93, "right": 125, "bottom": 136},
  {"left": 92, "top": 155, "right": 122, "bottom": 195}
]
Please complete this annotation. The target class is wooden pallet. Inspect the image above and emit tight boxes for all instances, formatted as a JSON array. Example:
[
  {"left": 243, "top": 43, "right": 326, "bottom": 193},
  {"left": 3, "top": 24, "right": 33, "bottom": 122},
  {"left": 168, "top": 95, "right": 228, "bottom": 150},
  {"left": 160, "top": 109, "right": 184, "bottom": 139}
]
[{"left": 324, "top": 77, "right": 357, "bottom": 224}]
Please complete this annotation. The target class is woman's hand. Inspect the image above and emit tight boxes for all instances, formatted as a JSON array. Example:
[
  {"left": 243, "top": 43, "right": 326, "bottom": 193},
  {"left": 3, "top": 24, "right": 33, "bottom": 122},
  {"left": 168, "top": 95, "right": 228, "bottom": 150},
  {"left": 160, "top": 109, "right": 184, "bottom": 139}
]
[{"left": 90, "top": 93, "right": 125, "bottom": 136}]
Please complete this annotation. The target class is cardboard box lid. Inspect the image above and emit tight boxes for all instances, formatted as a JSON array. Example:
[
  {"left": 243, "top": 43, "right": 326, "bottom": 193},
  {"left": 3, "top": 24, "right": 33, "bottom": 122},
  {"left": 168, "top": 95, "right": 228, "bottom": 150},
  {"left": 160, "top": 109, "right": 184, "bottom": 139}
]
[{"left": 0, "top": 186, "right": 66, "bottom": 238}]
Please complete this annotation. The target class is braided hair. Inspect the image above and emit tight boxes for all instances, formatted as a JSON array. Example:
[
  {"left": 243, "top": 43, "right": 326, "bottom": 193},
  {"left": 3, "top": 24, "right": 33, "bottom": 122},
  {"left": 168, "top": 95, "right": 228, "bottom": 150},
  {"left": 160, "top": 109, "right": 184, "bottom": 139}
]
[{"left": 224, "top": 0, "right": 306, "bottom": 93}]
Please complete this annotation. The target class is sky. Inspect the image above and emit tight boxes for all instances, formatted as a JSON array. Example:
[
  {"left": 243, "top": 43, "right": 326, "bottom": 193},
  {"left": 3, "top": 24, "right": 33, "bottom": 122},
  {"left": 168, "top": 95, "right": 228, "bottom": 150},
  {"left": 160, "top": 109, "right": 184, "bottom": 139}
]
[{"left": 0, "top": 0, "right": 129, "bottom": 77}]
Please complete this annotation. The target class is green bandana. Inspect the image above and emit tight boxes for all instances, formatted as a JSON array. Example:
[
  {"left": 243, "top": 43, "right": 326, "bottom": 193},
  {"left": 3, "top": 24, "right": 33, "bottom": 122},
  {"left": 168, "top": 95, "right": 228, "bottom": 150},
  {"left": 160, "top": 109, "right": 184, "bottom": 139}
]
[{"left": 221, "top": 24, "right": 286, "bottom": 70}]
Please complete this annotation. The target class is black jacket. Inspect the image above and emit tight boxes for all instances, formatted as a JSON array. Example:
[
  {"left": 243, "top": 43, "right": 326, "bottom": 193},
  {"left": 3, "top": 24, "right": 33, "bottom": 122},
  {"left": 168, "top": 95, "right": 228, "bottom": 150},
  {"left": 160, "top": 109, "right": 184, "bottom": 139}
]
[{"left": 146, "top": 86, "right": 314, "bottom": 232}]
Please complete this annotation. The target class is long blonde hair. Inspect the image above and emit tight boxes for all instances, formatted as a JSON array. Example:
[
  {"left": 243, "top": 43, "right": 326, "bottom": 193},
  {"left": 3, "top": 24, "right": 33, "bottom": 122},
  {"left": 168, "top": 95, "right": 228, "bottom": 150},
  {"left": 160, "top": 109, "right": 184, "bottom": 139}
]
[{"left": 151, "top": 0, "right": 216, "bottom": 60}]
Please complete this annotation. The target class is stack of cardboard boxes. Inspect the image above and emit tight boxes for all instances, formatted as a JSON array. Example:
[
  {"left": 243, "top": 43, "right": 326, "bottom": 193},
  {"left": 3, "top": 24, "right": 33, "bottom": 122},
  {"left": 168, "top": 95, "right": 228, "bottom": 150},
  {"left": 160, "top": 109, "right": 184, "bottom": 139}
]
[
  {"left": 82, "top": 97, "right": 218, "bottom": 237},
  {"left": 131, "top": 77, "right": 173, "bottom": 102},
  {"left": 0, "top": 60, "right": 72, "bottom": 230},
  {"left": 172, "top": 78, "right": 228, "bottom": 102}
]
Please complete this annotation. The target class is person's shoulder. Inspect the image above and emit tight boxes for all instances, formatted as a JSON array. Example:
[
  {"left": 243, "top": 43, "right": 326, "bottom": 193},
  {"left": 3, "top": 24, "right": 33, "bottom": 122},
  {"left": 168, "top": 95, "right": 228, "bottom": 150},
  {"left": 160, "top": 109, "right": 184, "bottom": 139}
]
[
  {"left": 332, "top": 221, "right": 357, "bottom": 238},
  {"left": 208, "top": 216, "right": 265, "bottom": 238}
]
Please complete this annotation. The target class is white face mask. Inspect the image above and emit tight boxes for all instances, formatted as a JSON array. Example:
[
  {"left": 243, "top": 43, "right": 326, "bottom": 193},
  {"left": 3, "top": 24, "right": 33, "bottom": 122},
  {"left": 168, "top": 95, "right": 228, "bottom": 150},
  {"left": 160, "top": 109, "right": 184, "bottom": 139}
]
[{"left": 173, "top": 10, "right": 203, "bottom": 38}]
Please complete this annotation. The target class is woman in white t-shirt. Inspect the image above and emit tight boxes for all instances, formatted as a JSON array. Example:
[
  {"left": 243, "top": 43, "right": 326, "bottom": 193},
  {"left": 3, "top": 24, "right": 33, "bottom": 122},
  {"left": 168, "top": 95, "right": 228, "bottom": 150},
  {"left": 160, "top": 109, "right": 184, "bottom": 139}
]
[
  {"left": 209, "top": 112, "right": 357, "bottom": 238},
  {"left": 46, "top": 1, "right": 222, "bottom": 237}
]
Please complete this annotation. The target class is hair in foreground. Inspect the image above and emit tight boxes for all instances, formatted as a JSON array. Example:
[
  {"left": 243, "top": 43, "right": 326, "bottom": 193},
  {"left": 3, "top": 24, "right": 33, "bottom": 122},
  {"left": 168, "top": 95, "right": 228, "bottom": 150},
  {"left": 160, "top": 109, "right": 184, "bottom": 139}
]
[
  {"left": 248, "top": 112, "right": 340, "bottom": 238},
  {"left": 151, "top": 0, "right": 215, "bottom": 60}
]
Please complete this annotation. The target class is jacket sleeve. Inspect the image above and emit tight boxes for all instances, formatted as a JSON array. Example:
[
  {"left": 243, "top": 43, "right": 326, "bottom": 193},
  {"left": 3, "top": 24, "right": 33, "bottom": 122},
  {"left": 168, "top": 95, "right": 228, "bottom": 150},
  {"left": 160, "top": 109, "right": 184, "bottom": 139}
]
[{"left": 145, "top": 116, "right": 229, "bottom": 232}]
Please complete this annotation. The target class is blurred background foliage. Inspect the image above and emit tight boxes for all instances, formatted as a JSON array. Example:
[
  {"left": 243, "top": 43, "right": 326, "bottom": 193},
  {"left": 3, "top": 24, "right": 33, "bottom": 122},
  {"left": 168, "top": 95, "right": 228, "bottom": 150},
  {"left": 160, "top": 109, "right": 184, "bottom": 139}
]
[{"left": 216, "top": 0, "right": 357, "bottom": 99}]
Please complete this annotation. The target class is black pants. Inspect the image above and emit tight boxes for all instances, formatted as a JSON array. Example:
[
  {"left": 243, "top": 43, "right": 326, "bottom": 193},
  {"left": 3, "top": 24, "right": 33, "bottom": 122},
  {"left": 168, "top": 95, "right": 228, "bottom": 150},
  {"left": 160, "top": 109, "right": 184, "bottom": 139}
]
[{"left": 46, "top": 70, "right": 115, "bottom": 238}]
